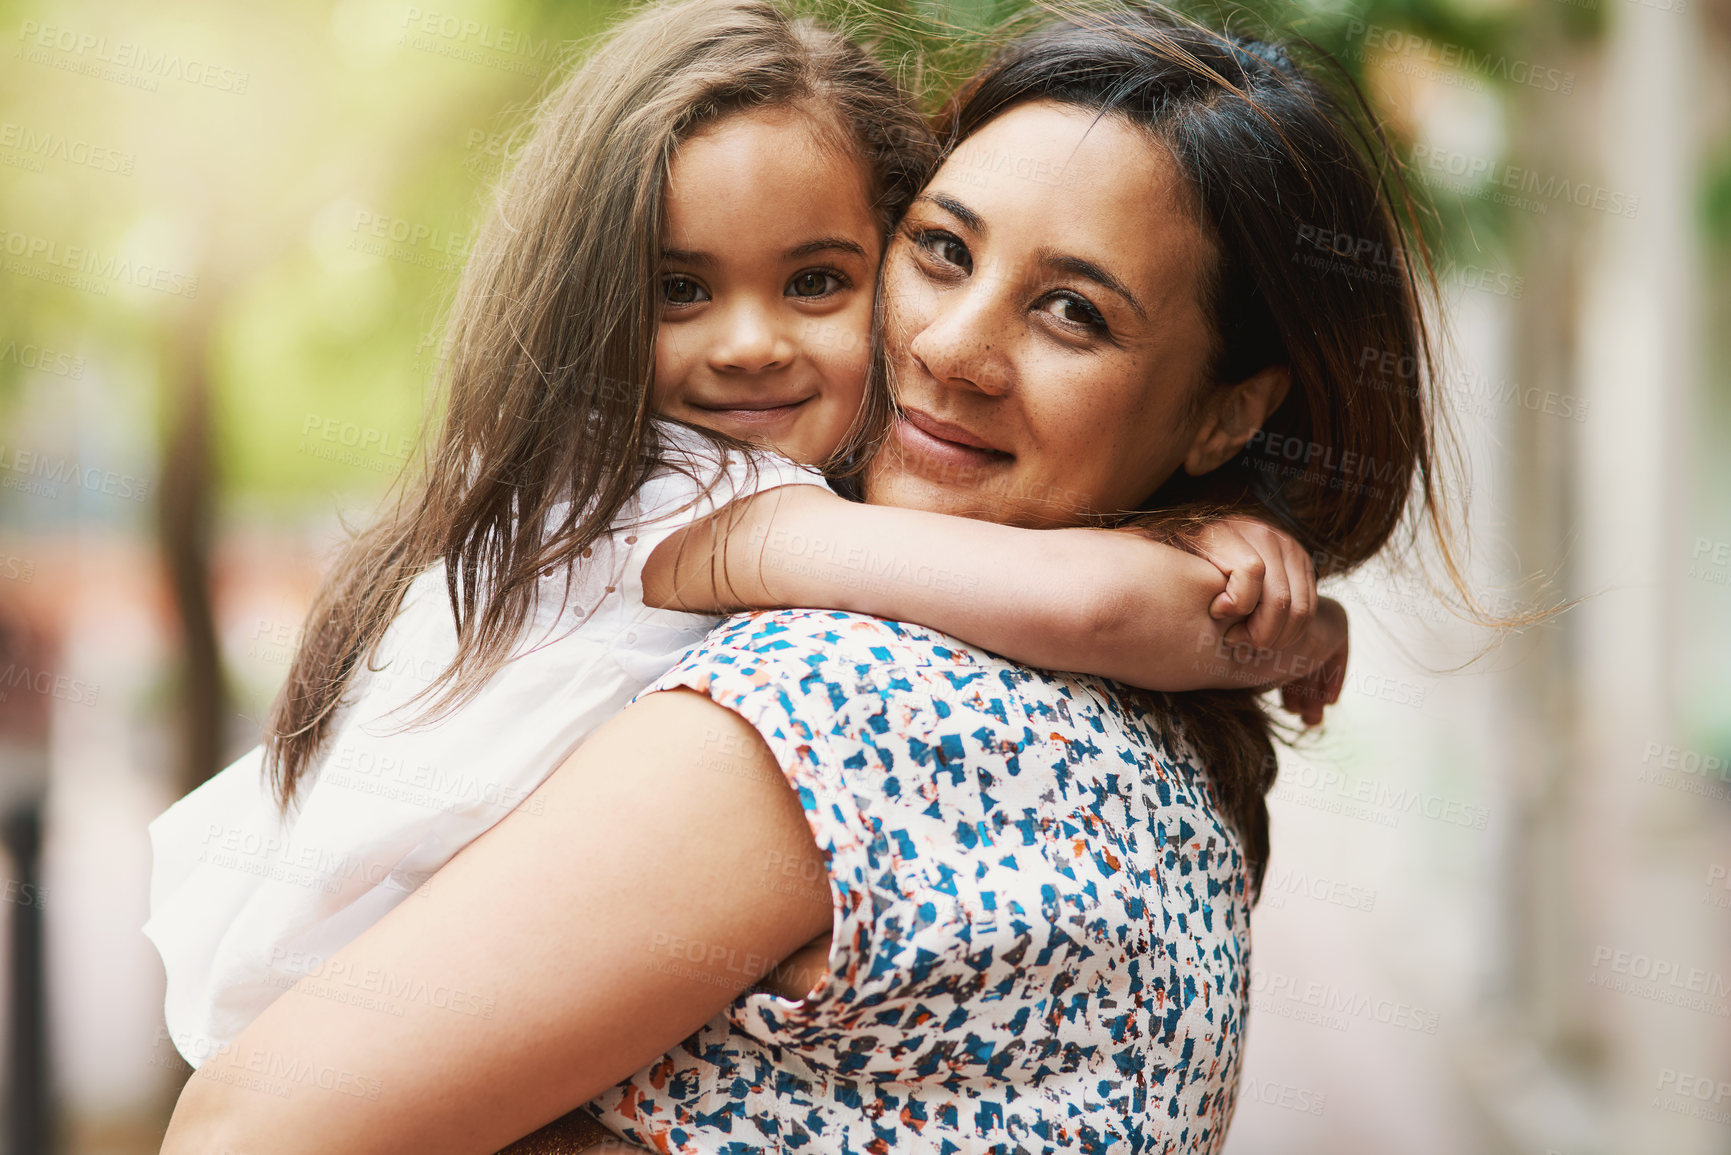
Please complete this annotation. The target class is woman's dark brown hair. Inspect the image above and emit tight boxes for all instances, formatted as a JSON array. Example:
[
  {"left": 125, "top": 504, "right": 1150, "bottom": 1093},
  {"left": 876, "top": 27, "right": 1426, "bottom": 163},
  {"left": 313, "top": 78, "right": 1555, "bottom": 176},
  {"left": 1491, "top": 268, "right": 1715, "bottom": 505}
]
[
  {"left": 939, "top": 2, "right": 1466, "bottom": 891},
  {"left": 264, "top": 0, "right": 936, "bottom": 809}
]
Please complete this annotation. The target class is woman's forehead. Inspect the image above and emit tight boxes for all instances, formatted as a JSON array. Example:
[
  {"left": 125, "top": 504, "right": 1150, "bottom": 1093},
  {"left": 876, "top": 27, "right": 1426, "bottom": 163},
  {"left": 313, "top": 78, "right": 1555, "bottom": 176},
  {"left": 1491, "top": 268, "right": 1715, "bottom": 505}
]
[{"left": 925, "top": 101, "right": 1212, "bottom": 317}]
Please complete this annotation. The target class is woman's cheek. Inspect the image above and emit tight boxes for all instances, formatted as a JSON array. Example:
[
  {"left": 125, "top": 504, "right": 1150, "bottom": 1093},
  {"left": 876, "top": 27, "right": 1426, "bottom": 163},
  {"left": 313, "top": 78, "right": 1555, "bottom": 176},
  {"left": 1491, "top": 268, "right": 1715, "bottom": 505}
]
[
  {"left": 1020, "top": 392, "right": 1115, "bottom": 520},
  {"left": 878, "top": 252, "right": 932, "bottom": 347}
]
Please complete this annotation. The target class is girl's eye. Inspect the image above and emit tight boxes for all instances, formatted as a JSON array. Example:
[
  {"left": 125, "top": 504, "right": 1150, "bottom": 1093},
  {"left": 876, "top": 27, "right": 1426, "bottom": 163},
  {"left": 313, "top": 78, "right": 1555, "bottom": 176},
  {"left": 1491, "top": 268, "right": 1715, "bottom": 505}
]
[
  {"left": 787, "top": 270, "right": 845, "bottom": 299},
  {"left": 1039, "top": 292, "right": 1107, "bottom": 333},
  {"left": 914, "top": 229, "right": 972, "bottom": 273},
  {"left": 661, "top": 275, "right": 709, "bottom": 306}
]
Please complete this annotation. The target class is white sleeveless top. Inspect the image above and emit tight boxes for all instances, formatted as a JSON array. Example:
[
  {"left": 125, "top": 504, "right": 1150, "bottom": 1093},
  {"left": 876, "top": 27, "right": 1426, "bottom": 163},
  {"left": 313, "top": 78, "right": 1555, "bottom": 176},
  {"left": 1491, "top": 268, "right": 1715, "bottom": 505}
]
[{"left": 143, "top": 424, "right": 825, "bottom": 1066}]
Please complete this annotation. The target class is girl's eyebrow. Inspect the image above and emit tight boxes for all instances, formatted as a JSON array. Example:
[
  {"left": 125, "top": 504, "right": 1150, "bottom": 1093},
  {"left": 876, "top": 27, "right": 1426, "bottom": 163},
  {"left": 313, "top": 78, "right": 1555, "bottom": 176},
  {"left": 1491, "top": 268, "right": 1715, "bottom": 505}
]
[
  {"left": 659, "top": 238, "right": 867, "bottom": 266},
  {"left": 660, "top": 247, "right": 715, "bottom": 268},
  {"left": 786, "top": 236, "right": 868, "bottom": 260}
]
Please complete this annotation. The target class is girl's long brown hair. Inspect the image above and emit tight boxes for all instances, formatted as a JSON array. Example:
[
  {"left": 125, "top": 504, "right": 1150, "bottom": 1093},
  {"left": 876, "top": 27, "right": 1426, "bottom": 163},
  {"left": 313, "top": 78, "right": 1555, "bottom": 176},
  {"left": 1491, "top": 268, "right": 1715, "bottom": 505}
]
[
  {"left": 265, "top": 0, "right": 935, "bottom": 808},
  {"left": 939, "top": 3, "right": 1485, "bottom": 892}
]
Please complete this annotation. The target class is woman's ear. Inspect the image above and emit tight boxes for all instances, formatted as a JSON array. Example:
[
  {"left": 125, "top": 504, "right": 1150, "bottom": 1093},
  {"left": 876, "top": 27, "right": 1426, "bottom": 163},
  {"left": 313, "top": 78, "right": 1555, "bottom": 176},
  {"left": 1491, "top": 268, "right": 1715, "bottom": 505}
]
[{"left": 1182, "top": 366, "right": 1291, "bottom": 476}]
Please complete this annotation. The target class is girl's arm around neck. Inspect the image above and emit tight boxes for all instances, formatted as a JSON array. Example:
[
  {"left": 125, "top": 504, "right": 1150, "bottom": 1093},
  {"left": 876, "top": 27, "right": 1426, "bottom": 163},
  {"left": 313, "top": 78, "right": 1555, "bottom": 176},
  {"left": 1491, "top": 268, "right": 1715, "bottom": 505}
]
[{"left": 642, "top": 485, "right": 1287, "bottom": 692}]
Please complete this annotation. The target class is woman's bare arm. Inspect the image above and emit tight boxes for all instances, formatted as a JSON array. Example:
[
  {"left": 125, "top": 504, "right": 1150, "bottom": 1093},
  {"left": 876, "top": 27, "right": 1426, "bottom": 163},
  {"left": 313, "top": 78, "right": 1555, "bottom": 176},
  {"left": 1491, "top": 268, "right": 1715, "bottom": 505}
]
[{"left": 159, "top": 690, "right": 833, "bottom": 1155}]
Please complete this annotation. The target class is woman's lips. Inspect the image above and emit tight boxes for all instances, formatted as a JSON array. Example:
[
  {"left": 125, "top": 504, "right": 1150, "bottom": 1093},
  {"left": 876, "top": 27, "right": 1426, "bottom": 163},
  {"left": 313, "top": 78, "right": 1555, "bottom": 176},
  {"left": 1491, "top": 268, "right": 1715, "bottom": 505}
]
[{"left": 893, "top": 408, "right": 1013, "bottom": 474}]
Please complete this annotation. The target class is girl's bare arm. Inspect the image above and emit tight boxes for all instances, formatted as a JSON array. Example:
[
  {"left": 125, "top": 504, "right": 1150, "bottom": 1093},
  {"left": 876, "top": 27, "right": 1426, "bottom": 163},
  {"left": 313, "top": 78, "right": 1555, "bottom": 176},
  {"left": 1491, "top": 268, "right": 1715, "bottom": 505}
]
[{"left": 643, "top": 485, "right": 1335, "bottom": 694}]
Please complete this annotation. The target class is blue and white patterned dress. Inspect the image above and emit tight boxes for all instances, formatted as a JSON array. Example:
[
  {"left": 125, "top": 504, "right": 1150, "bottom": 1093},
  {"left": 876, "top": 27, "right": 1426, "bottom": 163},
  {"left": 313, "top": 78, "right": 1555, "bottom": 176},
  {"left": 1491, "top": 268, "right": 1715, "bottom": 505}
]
[{"left": 592, "top": 609, "right": 1252, "bottom": 1154}]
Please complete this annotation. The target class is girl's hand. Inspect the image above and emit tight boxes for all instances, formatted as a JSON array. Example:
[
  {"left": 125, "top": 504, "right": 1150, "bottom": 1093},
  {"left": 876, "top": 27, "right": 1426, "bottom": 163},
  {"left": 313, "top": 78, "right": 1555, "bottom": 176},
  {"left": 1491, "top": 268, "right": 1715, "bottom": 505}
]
[
  {"left": 1202, "top": 594, "right": 1350, "bottom": 726},
  {"left": 1187, "top": 517, "right": 1316, "bottom": 652},
  {"left": 1277, "top": 597, "right": 1349, "bottom": 727}
]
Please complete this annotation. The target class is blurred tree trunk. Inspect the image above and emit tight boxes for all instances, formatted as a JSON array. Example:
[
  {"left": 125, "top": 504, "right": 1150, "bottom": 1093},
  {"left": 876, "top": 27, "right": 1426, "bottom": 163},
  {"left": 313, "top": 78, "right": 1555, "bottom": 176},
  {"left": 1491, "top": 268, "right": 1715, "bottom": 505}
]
[
  {"left": 160, "top": 302, "right": 227, "bottom": 798},
  {"left": 1499, "top": 8, "right": 1592, "bottom": 1067},
  {"left": 0, "top": 616, "right": 52, "bottom": 1155},
  {"left": 2, "top": 806, "right": 51, "bottom": 1155},
  {"left": 1569, "top": 0, "right": 1719, "bottom": 1149}
]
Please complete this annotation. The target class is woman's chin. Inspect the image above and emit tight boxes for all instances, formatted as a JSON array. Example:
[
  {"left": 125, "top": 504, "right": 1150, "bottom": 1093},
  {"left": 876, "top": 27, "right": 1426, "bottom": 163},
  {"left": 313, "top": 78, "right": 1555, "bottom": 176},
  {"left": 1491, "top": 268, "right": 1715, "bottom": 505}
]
[
  {"left": 865, "top": 462, "right": 1032, "bottom": 526},
  {"left": 867, "top": 454, "right": 1089, "bottom": 528},
  {"left": 867, "top": 462, "right": 975, "bottom": 516}
]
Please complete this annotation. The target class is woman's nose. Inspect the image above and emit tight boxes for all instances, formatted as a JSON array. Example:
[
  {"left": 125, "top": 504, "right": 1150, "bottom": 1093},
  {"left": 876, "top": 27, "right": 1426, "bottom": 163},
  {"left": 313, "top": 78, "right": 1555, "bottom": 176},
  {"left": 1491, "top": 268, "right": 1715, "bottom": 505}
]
[
  {"left": 706, "top": 299, "right": 794, "bottom": 375},
  {"left": 905, "top": 281, "right": 1013, "bottom": 398}
]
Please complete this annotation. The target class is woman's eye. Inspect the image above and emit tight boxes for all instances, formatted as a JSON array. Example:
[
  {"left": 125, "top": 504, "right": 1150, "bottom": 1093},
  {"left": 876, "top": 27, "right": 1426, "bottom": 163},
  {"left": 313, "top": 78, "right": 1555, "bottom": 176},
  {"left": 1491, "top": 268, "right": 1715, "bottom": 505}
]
[
  {"left": 661, "top": 275, "right": 708, "bottom": 306},
  {"left": 1040, "top": 292, "right": 1107, "bottom": 333},
  {"left": 915, "top": 230, "right": 972, "bottom": 273},
  {"left": 787, "top": 270, "right": 844, "bottom": 299}
]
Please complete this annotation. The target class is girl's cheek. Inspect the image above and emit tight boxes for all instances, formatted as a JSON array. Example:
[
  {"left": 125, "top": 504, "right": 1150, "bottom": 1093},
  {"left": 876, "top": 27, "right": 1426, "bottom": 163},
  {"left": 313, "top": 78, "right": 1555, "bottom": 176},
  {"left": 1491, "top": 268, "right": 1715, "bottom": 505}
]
[
  {"left": 837, "top": 345, "right": 873, "bottom": 406},
  {"left": 649, "top": 346, "right": 673, "bottom": 408},
  {"left": 804, "top": 319, "right": 872, "bottom": 390},
  {"left": 651, "top": 323, "right": 705, "bottom": 401},
  {"left": 799, "top": 314, "right": 868, "bottom": 361}
]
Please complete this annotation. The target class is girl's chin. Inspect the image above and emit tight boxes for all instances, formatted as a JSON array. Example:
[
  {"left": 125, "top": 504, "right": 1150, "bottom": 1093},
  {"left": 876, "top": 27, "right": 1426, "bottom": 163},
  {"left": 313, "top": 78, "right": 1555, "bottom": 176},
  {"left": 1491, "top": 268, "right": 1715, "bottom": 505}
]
[{"left": 681, "top": 406, "right": 839, "bottom": 466}]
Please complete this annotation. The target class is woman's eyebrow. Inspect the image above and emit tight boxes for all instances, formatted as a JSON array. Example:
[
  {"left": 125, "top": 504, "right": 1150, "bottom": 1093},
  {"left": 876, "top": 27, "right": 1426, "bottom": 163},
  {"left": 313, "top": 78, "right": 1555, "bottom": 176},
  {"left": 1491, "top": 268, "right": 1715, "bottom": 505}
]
[
  {"left": 915, "top": 192, "right": 985, "bottom": 234},
  {"left": 1038, "top": 249, "right": 1147, "bottom": 319},
  {"left": 786, "top": 236, "right": 869, "bottom": 260}
]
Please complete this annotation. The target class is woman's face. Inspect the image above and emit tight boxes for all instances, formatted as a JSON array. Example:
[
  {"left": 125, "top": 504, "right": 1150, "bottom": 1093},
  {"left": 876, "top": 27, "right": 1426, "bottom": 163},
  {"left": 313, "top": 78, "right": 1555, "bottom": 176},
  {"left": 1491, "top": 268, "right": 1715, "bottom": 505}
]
[{"left": 867, "top": 100, "right": 1218, "bottom": 527}]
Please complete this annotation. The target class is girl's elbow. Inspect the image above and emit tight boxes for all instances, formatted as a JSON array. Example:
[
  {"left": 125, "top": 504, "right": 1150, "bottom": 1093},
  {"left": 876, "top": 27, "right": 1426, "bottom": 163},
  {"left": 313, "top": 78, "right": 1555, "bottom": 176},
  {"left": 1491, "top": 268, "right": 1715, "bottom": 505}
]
[
  {"left": 1073, "top": 572, "right": 1222, "bottom": 690},
  {"left": 1077, "top": 577, "right": 1133, "bottom": 649},
  {"left": 1058, "top": 576, "right": 1138, "bottom": 676}
]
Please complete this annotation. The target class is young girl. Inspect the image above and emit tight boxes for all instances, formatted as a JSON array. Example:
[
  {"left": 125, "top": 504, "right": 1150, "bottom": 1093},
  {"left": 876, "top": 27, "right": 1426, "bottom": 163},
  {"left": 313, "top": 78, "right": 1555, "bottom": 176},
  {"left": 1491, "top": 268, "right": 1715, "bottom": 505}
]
[{"left": 145, "top": 0, "right": 1342, "bottom": 1069}]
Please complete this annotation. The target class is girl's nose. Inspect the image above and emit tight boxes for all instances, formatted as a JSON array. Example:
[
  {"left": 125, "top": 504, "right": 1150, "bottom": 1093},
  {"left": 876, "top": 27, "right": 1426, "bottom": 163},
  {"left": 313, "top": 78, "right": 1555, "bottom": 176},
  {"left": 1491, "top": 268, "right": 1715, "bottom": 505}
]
[{"left": 707, "top": 299, "right": 794, "bottom": 375}]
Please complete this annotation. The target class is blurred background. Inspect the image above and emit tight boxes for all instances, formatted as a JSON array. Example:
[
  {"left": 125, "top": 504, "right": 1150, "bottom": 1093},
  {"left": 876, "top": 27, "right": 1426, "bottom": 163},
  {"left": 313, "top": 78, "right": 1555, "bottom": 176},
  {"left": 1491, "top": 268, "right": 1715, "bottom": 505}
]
[{"left": 0, "top": 0, "right": 1727, "bottom": 1151}]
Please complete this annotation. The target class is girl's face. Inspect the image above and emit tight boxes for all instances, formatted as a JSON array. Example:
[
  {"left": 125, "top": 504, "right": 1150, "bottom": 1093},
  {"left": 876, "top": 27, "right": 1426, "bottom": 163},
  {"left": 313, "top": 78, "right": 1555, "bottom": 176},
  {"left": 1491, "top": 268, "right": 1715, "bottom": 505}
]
[
  {"left": 867, "top": 101, "right": 1220, "bottom": 527},
  {"left": 652, "top": 106, "right": 882, "bottom": 466}
]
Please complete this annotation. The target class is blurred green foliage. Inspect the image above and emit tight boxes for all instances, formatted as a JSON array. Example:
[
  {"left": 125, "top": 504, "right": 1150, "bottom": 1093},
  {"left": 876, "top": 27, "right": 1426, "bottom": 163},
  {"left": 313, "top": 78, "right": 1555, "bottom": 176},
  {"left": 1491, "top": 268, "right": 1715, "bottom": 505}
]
[{"left": 1705, "top": 144, "right": 1731, "bottom": 251}]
